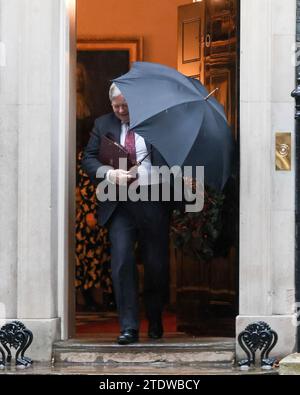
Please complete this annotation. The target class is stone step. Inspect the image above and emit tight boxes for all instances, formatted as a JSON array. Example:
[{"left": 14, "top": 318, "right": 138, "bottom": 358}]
[
  {"left": 279, "top": 353, "right": 300, "bottom": 375},
  {"left": 52, "top": 336, "right": 235, "bottom": 366},
  {"left": 0, "top": 362, "right": 278, "bottom": 375}
]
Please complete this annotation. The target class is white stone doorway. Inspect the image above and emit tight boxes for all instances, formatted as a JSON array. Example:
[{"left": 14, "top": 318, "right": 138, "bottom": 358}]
[
  {"left": 62, "top": 0, "right": 296, "bottom": 359},
  {"left": 72, "top": 0, "right": 240, "bottom": 340}
]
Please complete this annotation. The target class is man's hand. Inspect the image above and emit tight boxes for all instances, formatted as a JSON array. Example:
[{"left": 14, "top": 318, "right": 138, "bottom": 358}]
[{"left": 106, "top": 169, "right": 135, "bottom": 185}]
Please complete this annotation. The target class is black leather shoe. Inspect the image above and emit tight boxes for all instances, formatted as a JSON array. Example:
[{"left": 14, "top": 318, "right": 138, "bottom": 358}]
[
  {"left": 117, "top": 329, "right": 139, "bottom": 345},
  {"left": 148, "top": 321, "right": 163, "bottom": 339}
]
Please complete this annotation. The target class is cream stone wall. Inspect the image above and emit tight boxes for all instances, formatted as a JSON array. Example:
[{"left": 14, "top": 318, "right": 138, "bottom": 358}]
[{"left": 237, "top": 0, "right": 297, "bottom": 360}]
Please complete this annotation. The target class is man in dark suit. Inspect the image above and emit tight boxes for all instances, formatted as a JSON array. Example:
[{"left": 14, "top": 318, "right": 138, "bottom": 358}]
[{"left": 82, "top": 83, "right": 172, "bottom": 345}]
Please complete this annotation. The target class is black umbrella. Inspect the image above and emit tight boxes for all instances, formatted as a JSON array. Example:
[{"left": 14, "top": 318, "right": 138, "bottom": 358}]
[{"left": 113, "top": 62, "right": 234, "bottom": 191}]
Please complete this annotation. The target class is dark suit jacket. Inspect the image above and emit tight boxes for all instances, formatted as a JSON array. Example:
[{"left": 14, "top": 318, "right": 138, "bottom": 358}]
[{"left": 82, "top": 113, "right": 170, "bottom": 226}]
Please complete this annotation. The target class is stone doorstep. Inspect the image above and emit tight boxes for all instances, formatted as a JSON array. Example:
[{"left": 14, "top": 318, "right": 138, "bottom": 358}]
[
  {"left": 0, "top": 362, "right": 279, "bottom": 375},
  {"left": 52, "top": 338, "right": 235, "bottom": 365},
  {"left": 279, "top": 353, "right": 300, "bottom": 375},
  {"left": 54, "top": 350, "right": 235, "bottom": 365}
]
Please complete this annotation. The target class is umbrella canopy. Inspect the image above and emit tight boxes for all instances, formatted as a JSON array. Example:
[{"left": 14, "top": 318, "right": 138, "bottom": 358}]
[{"left": 113, "top": 62, "right": 234, "bottom": 191}]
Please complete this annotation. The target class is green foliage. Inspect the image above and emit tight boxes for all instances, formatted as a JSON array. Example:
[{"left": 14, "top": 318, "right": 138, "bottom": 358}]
[{"left": 170, "top": 187, "right": 225, "bottom": 261}]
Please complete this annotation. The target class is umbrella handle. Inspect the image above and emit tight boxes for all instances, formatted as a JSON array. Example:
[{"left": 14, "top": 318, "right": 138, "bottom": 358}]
[
  {"left": 204, "top": 87, "right": 219, "bottom": 101},
  {"left": 136, "top": 150, "right": 153, "bottom": 166}
]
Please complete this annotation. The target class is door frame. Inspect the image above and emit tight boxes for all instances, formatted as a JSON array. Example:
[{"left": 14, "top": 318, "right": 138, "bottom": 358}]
[
  {"left": 60, "top": 0, "right": 241, "bottom": 339},
  {"left": 57, "top": 0, "right": 77, "bottom": 339}
]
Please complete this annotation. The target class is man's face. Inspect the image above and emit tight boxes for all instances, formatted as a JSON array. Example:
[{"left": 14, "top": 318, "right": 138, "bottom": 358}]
[{"left": 111, "top": 95, "right": 129, "bottom": 123}]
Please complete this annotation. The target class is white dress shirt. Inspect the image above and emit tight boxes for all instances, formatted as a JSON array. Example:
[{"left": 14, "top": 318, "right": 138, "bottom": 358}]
[{"left": 121, "top": 123, "right": 154, "bottom": 185}]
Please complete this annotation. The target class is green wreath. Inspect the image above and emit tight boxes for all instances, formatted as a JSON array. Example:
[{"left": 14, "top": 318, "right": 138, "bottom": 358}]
[{"left": 170, "top": 185, "right": 225, "bottom": 262}]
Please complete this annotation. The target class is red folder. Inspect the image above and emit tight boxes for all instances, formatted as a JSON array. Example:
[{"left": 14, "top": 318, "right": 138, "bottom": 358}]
[{"left": 99, "top": 134, "right": 134, "bottom": 170}]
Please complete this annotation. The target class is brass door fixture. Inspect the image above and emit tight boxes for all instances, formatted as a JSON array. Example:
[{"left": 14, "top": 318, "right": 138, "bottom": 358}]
[{"left": 275, "top": 132, "right": 291, "bottom": 171}]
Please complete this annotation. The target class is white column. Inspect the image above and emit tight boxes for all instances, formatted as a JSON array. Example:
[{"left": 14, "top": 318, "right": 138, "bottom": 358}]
[
  {"left": 238, "top": 0, "right": 296, "bottom": 359},
  {"left": 0, "top": 0, "right": 76, "bottom": 361},
  {"left": 270, "top": 0, "right": 296, "bottom": 316},
  {"left": 0, "top": 0, "right": 19, "bottom": 319}
]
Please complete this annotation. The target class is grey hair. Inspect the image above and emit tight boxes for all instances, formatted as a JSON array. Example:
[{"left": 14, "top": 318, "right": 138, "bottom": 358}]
[{"left": 109, "top": 83, "right": 122, "bottom": 102}]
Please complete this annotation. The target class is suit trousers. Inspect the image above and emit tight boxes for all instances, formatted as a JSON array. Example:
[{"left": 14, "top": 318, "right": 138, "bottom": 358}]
[{"left": 108, "top": 199, "right": 170, "bottom": 332}]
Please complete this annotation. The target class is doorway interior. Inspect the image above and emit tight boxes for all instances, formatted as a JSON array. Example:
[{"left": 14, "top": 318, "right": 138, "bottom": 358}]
[{"left": 74, "top": 0, "right": 240, "bottom": 339}]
